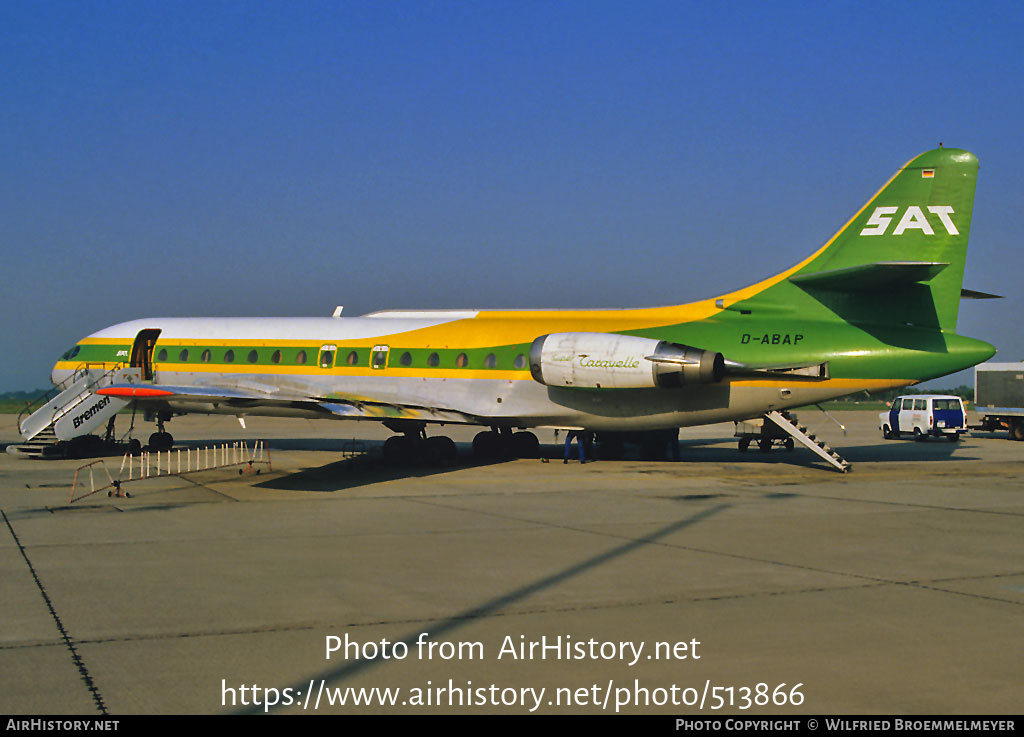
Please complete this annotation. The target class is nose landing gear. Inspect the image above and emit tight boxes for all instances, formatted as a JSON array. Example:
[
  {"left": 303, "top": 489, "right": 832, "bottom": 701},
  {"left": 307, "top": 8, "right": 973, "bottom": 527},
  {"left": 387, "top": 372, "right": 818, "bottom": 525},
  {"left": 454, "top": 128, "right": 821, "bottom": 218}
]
[{"left": 147, "top": 413, "right": 174, "bottom": 451}]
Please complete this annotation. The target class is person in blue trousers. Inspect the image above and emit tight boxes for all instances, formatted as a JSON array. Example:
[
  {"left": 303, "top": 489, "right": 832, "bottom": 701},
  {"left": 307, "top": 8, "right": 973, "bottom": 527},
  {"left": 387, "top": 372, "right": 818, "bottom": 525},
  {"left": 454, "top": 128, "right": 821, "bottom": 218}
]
[{"left": 564, "top": 430, "right": 587, "bottom": 464}]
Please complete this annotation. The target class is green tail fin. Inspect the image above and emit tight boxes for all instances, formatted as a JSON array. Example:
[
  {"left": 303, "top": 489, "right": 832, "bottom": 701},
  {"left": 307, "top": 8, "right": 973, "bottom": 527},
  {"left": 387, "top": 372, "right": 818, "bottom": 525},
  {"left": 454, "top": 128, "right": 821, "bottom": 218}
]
[{"left": 788, "top": 147, "right": 978, "bottom": 332}]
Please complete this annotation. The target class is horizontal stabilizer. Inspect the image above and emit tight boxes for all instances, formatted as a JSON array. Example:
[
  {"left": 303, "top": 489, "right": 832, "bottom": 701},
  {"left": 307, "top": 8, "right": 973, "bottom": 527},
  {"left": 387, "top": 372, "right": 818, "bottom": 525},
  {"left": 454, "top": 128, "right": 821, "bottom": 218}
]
[
  {"left": 725, "top": 360, "right": 830, "bottom": 379},
  {"left": 961, "top": 288, "right": 1003, "bottom": 300},
  {"left": 790, "top": 261, "right": 949, "bottom": 292}
]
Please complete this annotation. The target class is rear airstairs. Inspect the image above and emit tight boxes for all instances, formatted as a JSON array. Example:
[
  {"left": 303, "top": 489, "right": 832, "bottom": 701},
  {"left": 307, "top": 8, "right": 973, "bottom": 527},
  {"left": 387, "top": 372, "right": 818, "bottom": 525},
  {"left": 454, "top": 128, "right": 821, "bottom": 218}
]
[
  {"left": 9, "top": 367, "right": 137, "bottom": 458},
  {"left": 765, "top": 410, "right": 851, "bottom": 473}
]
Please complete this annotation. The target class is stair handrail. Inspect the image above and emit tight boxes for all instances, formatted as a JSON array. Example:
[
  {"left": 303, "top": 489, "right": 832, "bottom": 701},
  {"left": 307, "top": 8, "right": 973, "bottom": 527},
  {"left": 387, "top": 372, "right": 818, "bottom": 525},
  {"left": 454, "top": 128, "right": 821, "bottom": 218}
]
[
  {"left": 45, "top": 364, "right": 128, "bottom": 431},
  {"left": 18, "top": 363, "right": 126, "bottom": 434},
  {"left": 17, "top": 364, "right": 90, "bottom": 430}
]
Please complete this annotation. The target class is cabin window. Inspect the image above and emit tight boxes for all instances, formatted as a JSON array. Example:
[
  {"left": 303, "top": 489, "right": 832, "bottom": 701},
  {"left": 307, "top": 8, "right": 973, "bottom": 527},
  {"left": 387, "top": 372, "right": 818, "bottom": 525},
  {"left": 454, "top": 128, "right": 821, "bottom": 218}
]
[
  {"left": 514, "top": 353, "right": 526, "bottom": 369},
  {"left": 202, "top": 349, "right": 211, "bottom": 363},
  {"left": 224, "top": 350, "right": 235, "bottom": 363},
  {"left": 399, "top": 351, "right": 412, "bottom": 366},
  {"left": 157, "top": 349, "right": 167, "bottom": 362},
  {"left": 484, "top": 353, "right": 496, "bottom": 369},
  {"left": 248, "top": 350, "right": 259, "bottom": 364},
  {"left": 271, "top": 350, "right": 281, "bottom": 364},
  {"left": 178, "top": 349, "right": 189, "bottom": 362},
  {"left": 455, "top": 352, "right": 468, "bottom": 368},
  {"left": 428, "top": 352, "right": 439, "bottom": 367},
  {"left": 296, "top": 350, "right": 307, "bottom": 364},
  {"left": 372, "top": 345, "right": 389, "bottom": 370},
  {"left": 346, "top": 350, "right": 359, "bottom": 366}
]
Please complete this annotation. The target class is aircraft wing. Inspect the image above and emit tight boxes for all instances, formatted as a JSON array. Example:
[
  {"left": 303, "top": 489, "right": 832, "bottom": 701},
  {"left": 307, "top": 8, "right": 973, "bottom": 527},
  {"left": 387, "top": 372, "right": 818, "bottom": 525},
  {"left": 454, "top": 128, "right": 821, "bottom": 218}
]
[
  {"left": 317, "top": 401, "right": 478, "bottom": 424},
  {"left": 95, "top": 383, "right": 480, "bottom": 424},
  {"left": 97, "top": 381, "right": 303, "bottom": 404}
]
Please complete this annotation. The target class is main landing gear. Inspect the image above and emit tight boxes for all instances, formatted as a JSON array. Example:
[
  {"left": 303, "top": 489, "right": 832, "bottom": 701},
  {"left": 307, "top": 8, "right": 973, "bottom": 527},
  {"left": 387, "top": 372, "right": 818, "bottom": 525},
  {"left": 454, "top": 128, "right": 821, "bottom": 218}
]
[
  {"left": 472, "top": 428, "right": 540, "bottom": 460},
  {"left": 381, "top": 420, "right": 458, "bottom": 467},
  {"left": 379, "top": 423, "right": 542, "bottom": 467},
  {"left": 382, "top": 432, "right": 457, "bottom": 466}
]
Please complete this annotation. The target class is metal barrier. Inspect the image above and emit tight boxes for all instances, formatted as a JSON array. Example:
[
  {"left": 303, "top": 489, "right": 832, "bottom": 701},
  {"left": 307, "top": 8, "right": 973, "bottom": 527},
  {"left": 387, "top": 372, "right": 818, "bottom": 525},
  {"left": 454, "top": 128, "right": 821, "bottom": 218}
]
[
  {"left": 341, "top": 438, "right": 367, "bottom": 459},
  {"left": 69, "top": 440, "right": 272, "bottom": 504}
]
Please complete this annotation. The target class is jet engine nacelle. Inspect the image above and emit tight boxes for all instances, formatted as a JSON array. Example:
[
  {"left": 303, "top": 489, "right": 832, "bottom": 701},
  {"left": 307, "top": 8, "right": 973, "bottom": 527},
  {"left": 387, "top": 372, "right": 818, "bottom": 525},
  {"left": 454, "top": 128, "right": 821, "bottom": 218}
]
[{"left": 529, "top": 332, "right": 724, "bottom": 389}]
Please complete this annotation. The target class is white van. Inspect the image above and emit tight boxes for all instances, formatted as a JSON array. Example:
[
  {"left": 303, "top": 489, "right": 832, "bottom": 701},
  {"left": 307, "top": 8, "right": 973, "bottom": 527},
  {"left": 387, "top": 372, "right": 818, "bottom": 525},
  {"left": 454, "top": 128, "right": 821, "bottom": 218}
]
[{"left": 879, "top": 394, "right": 968, "bottom": 441}]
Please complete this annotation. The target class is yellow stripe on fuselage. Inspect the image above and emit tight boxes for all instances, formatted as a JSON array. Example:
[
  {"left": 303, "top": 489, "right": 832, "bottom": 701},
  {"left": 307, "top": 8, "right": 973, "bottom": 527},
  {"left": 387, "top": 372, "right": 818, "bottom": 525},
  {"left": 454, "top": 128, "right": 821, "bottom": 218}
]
[{"left": 54, "top": 358, "right": 911, "bottom": 394}]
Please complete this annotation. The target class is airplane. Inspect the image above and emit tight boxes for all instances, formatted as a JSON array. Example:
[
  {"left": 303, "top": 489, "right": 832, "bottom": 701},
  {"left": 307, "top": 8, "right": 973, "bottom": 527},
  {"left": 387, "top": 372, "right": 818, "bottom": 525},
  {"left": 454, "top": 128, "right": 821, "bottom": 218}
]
[{"left": 19, "top": 146, "right": 995, "bottom": 469}]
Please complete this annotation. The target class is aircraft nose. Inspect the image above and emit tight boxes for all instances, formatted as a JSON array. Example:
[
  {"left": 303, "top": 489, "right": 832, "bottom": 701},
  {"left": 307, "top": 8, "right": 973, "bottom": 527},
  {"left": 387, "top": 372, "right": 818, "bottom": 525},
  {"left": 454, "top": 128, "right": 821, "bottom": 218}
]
[{"left": 51, "top": 363, "right": 73, "bottom": 387}]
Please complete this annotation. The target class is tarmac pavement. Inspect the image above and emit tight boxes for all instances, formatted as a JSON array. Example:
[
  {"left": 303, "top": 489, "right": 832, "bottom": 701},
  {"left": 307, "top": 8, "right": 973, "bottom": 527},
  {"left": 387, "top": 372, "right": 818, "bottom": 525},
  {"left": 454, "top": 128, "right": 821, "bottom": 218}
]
[{"left": 1, "top": 410, "right": 1021, "bottom": 714}]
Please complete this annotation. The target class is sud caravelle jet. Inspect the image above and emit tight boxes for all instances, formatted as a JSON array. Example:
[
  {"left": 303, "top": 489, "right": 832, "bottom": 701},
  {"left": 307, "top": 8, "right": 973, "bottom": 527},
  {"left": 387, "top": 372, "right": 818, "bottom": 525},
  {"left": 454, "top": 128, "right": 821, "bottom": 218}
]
[{"left": 25, "top": 147, "right": 994, "bottom": 467}]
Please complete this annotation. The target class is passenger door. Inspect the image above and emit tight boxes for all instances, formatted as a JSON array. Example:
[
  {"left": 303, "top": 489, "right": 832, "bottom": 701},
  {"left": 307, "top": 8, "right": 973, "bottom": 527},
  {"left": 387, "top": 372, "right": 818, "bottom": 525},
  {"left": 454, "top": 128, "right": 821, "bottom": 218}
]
[
  {"left": 318, "top": 344, "right": 337, "bottom": 369},
  {"left": 130, "top": 329, "right": 161, "bottom": 381}
]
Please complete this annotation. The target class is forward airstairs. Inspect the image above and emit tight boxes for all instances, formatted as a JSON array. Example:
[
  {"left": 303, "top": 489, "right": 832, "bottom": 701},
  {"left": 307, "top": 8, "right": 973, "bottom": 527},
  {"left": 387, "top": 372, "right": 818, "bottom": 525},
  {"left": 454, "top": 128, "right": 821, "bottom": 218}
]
[
  {"left": 8, "top": 367, "right": 136, "bottom": 457},
  {"left": 11, "top": 425, "right": 60, "bottom": 458},
  {"left": 765, "top": 410, "right": 851, "bottom": 473}
]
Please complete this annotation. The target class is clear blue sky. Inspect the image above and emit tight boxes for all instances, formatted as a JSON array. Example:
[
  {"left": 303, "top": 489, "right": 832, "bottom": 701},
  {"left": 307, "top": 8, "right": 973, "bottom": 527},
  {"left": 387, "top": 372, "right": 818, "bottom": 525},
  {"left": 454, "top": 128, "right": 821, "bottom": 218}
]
[{"left": 3, "top": 0, "right": 1022, "bottom": 390}]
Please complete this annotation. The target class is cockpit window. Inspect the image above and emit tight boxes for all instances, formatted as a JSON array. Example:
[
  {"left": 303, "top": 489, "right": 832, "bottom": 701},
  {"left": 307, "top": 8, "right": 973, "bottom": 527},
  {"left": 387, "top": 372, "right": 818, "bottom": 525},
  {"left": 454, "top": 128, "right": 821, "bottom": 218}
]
[{"left": 60, "top": 346, "right": 81, "bottom": 361}]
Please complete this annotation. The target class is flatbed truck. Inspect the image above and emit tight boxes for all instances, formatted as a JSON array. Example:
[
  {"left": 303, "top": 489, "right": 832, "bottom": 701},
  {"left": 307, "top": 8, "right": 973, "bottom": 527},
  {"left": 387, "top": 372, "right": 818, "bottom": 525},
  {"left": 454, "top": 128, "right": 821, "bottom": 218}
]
[{"left": 974, "top": 362, "right": 1024, "bottom": 440}]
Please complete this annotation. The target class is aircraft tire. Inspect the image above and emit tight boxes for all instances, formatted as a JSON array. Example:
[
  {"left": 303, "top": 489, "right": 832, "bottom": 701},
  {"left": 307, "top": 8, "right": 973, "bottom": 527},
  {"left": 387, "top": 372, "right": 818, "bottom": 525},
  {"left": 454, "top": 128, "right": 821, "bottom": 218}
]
[
  {"left": 511, "top": 431, "right": 540, "bottom": 458},
  {"left": 420, "top": 436, "right": 442, "bottom": 466},
  {"left": 598, "top": 436, "right": 626, "bottom": 459},
  {"left": 423, "top": 436, "right": 457, "bottom": 466},
  {"left": 472, "top": 431, "right": 501, "bottom": 460},
  {"left": 148, "top": 432, "right": 174, "bottom": 451},
  {"left": 383, "top": 435, "right": 413, "bottom": 464},
  {"left": 440, "top": 436, "right": 458, "bottom": 464}
]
